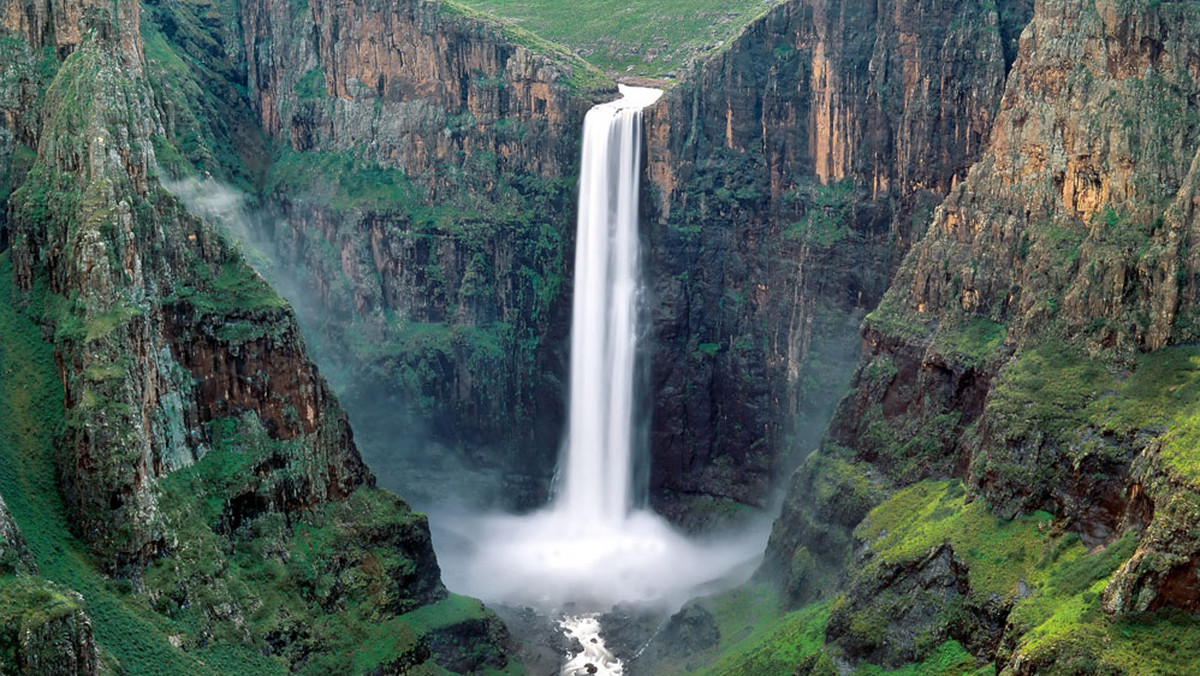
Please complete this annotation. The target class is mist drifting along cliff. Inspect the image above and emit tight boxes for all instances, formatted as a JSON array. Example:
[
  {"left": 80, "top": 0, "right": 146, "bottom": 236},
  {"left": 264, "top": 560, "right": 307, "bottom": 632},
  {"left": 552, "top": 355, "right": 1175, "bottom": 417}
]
[
  {"left": 3, "top": 0, "right": 1200, "bottom": 668},
  {"left": 0, "top": 0, "right": 596, "bottom": 669},
  {"left": 242, "top": 0, "right": 614, "bottom": 510},
  {"left": 238, "top": 0, "right": 1032, "bottom": 530},
  {"left": 638, "top": 0, "right": 1030, "bottom": 524}
]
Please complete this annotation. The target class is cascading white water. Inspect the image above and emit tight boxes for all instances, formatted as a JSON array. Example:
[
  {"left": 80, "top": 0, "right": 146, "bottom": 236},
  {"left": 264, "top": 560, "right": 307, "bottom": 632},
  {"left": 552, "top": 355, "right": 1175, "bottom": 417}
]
[
  {"left": 431, "top": 86, "right": 769, "bottom": 621},
  {"left": 559, "top": 84, "right": 661, "bottom": 524}
]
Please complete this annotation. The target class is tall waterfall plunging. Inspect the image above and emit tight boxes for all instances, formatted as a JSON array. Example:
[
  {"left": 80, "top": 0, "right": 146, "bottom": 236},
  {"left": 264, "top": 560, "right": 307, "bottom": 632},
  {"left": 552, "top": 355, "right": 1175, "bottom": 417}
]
[
  {"left": 560, "top": 84, "right": 661, "bottom": 523},
  {"left": 431, "top": 86, "right": 769, "bottom": 614}
]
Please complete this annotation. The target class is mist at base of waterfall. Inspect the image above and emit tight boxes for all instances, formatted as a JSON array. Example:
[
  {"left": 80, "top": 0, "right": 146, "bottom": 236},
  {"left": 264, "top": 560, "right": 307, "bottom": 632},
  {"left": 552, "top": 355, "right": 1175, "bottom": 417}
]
[{"left": 429, "top": 506, "right": 771, "bottom": 613}]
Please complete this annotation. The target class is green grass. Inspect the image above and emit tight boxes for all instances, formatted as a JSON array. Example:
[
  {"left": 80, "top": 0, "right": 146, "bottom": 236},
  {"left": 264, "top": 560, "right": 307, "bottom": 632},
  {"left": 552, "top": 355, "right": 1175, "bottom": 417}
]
[
  {"left": 856, "top": 480, "right": 1053, "bottom": 598},
  {"left": 986, "top": 339, "right": 1113, "bottom": 440},
  {"left": 0, "top": 253, "right": 215, "bottom": 674},
  {"left": 1084, "top": 346, "right": 1200, "bottom": 482},
  {"left": 852, "top": 640, "right": 985, "bottom": 675},
  {"left": 847, "top": 478, "right": 1200, "bottom": 674},
  {"left": 783, "top": 180, "right": 856, "bottom": 247},
  {"left": 864, "top": 288, "right": 933, "bottom": 344},
  {"left": 438, "top": 0, "right": 612, "bottom": 92},
  {"left": 168, "top": 255, "right": 292, "bottom": 318},
  {"left": 266, "top": 150, "right": 425, "bottom": 214},
  {"left": 931, "top": 316, "right": 1007, "bottom": 370},
  {"left": 693, "top": 595, "right": 829, "bottom": 675},
  {"left": 637, "top": 584, "right": 830, "bottom": 676},
  {"left": 1004, "top": 540, "right": 1200, "bottom": 675},
  {"left": 0, "top": 252, "right": 510, "bottom": 674},
  {"left": 985, "top": 343, "right": 1200, "bottom": 484},
  {"left": 447, "top": 0, "right": 784, "bottom": 77}
]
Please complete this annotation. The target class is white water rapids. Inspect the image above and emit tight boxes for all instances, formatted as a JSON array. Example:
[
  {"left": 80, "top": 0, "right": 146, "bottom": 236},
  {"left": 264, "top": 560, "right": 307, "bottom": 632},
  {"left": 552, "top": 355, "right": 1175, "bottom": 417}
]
[{"left": 431, "top": 85, "right": 770, "bottom": 672}]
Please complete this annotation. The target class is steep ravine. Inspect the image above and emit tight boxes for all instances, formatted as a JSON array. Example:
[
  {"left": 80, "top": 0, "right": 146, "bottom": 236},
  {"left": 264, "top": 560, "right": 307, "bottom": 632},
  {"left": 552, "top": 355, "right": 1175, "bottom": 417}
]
[
  {"left": 224, "top": 0, "right": 1037, "bottom": 527},
  {"left": 0, "top": 0, "right": 515, "bottom": 670},
  {"left": 241, "top": 0, "right": 614, "bottom": 510},
  {"left": 4, "top": 0, "right": 1200, "bottom": 670},
  {"left": 750, "top": 0, "right": 1200, "bottom": 671}
]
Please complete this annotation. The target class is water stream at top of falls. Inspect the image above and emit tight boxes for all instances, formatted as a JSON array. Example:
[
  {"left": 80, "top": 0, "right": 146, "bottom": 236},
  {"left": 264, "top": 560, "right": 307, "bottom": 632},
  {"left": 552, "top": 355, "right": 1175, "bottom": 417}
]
[{"left": 430, "top": 86, "right": 770, "bottom": 626}]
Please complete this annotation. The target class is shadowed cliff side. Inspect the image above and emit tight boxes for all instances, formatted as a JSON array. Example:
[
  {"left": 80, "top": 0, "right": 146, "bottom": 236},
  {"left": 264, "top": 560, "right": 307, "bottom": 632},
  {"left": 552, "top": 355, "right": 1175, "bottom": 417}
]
[
  {"left": 236, "top": 0, "right": 615, "bottom": 509},
  {"left": 639, "top": 0, "right": 1032, "bottom": 526}
]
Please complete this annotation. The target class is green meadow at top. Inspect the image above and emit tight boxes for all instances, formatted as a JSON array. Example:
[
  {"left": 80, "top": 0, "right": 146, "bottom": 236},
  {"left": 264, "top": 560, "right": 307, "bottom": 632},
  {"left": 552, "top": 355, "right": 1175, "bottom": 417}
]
[{"left": 451, "top": 0, "right": 785, "bottom": 78}]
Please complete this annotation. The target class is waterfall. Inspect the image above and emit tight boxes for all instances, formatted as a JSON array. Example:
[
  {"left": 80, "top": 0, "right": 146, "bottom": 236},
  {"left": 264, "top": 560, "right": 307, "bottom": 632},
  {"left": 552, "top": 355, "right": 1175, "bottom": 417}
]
[
  {"left": 559, "top": 85, "right": 662, "bottom": 523},
  {"left": 431, "top": 86, "right": 769, "bottom": 616}
]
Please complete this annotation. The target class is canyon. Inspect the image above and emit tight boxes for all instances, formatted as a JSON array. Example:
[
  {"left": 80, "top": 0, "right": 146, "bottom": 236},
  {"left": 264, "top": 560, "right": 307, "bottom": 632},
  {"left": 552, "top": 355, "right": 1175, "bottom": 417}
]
[{"left": 0, "top": 0, "right": 1199, "bottom": 671}]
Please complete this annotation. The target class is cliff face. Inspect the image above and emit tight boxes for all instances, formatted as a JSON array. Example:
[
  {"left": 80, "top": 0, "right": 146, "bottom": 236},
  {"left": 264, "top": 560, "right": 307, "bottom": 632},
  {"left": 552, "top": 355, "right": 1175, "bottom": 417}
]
[
  {"left": 238, "top": 0, "right": 611, "bottom": 507},
  {"left": 0, "top": 0, "right": 512, "bottom": 670},
  {"left": 758, "top": 0, "right": 1200, "bottom": 670},
  {"left": 6, "top": 7, "right": 367, "bottom": 573},
  {"left": 222, "top": 0, "right": 1032, "bottom": 523},
  {"left": 639, "top": 0, "right": 1029, "bottom": 521}
]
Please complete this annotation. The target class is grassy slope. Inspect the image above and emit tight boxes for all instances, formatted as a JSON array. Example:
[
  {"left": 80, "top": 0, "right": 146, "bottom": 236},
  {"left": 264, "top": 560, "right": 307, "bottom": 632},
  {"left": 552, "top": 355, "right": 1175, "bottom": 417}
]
[
  {"left": 448, "top": 0, "right": 783, "bottom": 77},
  {"left": 0, "top": 253, "right": 226, "bottom": 674},
  {"left": 692, "top": 477, "right": 1200, "bottom": 675},
  {"left": 0, "top": 251, "right": 517, "bottom": 675}
]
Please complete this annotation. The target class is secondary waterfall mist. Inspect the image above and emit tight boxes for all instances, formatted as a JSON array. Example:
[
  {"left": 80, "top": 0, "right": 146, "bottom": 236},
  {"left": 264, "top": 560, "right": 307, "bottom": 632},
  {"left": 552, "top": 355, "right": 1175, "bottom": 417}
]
[
  {"left": 430, "top": 86, "right": 769, "bottom": 614},
  {"left": 560, "top": 84, "right": 659, "bottom": 523}
]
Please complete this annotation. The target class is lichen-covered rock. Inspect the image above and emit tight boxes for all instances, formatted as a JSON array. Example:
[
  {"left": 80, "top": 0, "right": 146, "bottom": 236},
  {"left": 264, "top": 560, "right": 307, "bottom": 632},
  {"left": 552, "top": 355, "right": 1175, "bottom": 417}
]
[
  {"left": 826, "top": 543, "right": 973, "bottom": 668},
  {"left": 0, "top": 578, "right": 99, "bottom": 676},
  {"left": 15, "top": 589, "right": 97, "bottom": 676}
]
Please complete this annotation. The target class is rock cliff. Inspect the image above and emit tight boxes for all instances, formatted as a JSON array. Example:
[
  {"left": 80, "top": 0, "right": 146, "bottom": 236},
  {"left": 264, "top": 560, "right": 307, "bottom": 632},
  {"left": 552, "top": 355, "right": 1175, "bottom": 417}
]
[
  {"left": 0, "top": 0, "right": 513, "bottom": 669},
  {"left": 238, "top": 0, "right": 613, "bottom": 508},
  {"left": 756, "top": 0, "right": 1200, "bottom": 670},
  {"left": 639, "top": 0, "right": 1030, "bottom": 523}
]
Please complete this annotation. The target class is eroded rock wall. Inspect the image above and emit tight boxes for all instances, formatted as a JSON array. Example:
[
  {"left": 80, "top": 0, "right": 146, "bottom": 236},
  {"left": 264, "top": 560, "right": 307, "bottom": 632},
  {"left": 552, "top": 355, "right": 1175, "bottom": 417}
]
[
  {"left": 0, "top": 0, "right": 509, "bottom": 669},
  {"left": 760, "top": 0, "right": 1200, "bottom": 668},
  {"left": 640, "top": 0, "right": 1029, "bottom": 521},
  {"left": 238, "top": 0, "right": 612, "bottom": 507}
]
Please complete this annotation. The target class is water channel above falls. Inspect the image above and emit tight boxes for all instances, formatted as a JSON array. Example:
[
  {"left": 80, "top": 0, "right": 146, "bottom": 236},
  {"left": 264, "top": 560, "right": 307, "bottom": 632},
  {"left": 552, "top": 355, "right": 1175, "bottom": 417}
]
[{"left": 429, "top": 85, "right": 770, "bottom": 674}]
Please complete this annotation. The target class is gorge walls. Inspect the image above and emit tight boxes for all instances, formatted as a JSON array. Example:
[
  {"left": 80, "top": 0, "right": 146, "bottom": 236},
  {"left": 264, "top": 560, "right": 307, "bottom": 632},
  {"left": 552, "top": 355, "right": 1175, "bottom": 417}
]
[
  {"left": 754, "top": 0, "right": 1200, "bottom": 669},
  {"left": 639, "top": 0, "right": 1030, "bottom": 523},
  {"left": 234, "top": 0, "right": 616, "bottom": 508},
  {"left": 0, "top": 0, "right": 513, "bottom": 669},
  {"left": 220, "top": 0, "right": 1034, "bottom": 526}
]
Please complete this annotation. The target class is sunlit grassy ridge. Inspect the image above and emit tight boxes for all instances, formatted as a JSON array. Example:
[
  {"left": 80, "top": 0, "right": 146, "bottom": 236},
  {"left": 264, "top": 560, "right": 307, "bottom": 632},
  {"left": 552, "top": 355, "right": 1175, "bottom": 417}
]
[{"left": 447, "top": 0, "right": 784, "bottom": 78}]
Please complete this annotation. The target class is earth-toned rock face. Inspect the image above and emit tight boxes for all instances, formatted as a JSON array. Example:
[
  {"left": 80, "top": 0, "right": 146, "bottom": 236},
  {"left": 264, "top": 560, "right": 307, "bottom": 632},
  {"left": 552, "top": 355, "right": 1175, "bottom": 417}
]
[
  {"left": 757, "top": 0, "right": 1200, "bottom": 669},
  {"left": 0, "top": 0, "right": 514, "bottom": 669},
  {"left": 4, "top": 0, "right": 368, "bottom": 571},
  {"left": 638, "top": 0, "right": 1030, "bottom": 520},
  {"left": 229, "top": 0, "right": 1032, "bottom": 522},
  {"left": 236, "top": 0, "right": 613, "bottom": 508}
]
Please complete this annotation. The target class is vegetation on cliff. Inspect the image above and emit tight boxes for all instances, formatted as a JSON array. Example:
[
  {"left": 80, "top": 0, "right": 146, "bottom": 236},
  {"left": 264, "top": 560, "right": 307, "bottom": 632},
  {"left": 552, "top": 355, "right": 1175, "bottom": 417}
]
[
  {"left": 752, "top": 0, "right": 1200, "bottom": 672},
  {"left": 0, "top": 0, "right": 520, "bottom": 670}
]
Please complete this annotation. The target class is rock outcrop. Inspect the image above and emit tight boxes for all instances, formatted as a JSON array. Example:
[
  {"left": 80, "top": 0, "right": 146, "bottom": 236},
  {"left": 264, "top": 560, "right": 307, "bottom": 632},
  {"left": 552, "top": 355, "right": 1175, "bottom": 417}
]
[
  {"left": 639, "top": 0, "right": 1030, "bottom": 521},
  {"left": 759, "top": 0, "right": 1200, "bottom": 669},
  {"left": 0, "top": 494, "right": 33, "bottom": 575}
]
